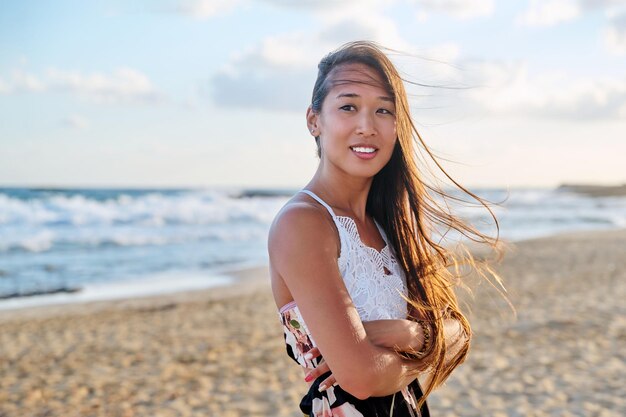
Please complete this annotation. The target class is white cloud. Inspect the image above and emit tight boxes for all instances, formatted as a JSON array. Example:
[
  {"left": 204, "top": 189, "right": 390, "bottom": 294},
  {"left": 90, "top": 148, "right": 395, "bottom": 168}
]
[
  {"left": 211, "top": 12, "right": 414, "bottom": 111},
  {"left": 603, "top": 12, "right": 626, "bottom": 55},
  {"left": 210, "top": 67, "right": 314, "bottom": 111},
  {"left": 516, "top": 0, "right": 626, "bottom": 27},
  {"left": 177, "top": 0, "right": 242, "bottom": 19},
  {"left": 10, "top": 69, "right": 46, "bottom": 92},
  {"left": 262, "top": 0, "right": 376, "bottom": 10},
  {"left": 174, "top": 0, "right": 384, "bottom": 19},
  {"left": 47, "top": 68, "right": 161, "bottom": 104},
  {"left": 415, "top": 10, "right": 429, "bottom": 22},
  {"left": 516, "top": 0, "right": 581, "bottom": 26},
  {"left": 0, "top": 77, "right": 7, "bottom": 93},
  {"left": 580, "top": 0, "right": 626, "bottom": 9},
  {"left": 168, "top": 0, "right": 495, "bottom": 22},
  {"left": 516, "top": 1, "right": 626, "bottom": 60},
  {"left": 418, "top": 42, "right": 461, "bottom": 63},
  {"left": 0, "top": 67, "right": 162, "bottom": 104},
  {"left": 389, "top": 42, "right": 462, "bottom": 95},
  {"left": 207, "top": 2, "right": 625, "bottom": 120},
  {"left": 317, "top": 12, "right": 413, "bottom": 51},
  {"left": 210, "top": 32, "right": 326, "bottom": 111},
  {"left": 61, "top": 114, "right": 90, "bottom": 130},
  {"left": 411, "top": 0, "right": 495, "bottom": 19},
  {"left": 228, "top": 32, "right": 319, "bottom": 72},
  {"left": 461, "top": 59, "right": 626, "bottom": 119}
]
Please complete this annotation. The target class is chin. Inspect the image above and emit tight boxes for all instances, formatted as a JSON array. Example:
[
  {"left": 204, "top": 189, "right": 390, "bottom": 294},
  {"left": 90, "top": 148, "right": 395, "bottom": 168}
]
[{"left": 347, "top": 164, "right": 385, "bottom": 179}]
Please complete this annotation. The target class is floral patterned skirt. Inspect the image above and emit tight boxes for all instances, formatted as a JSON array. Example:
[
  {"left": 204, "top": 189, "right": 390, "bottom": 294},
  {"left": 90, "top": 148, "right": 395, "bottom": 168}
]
[
  {"left": 299, "top": 370, "right": 430, "bottom": 417},
  {"left": 279, "top": 303, "right": 430, "bottom": 417}
]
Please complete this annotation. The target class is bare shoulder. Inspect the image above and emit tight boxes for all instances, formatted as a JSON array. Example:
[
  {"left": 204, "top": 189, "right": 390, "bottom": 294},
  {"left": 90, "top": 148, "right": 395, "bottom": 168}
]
[
  {"left": 268, "top": 197, "right": 339, "bottom": 267},
  {"left": 267, "top": 196, "right": 382, "bottom": 398}
]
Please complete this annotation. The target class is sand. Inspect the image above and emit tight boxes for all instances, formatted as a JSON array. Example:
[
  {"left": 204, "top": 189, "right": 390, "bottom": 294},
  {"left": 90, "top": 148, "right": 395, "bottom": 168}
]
[{"left": 1, "top": 229, "right": 625, "bottom": 417}]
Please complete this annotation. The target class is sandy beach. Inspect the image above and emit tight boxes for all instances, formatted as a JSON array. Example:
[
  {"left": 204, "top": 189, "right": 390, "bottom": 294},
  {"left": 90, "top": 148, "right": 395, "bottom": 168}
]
[{"left": 1, "top": 229, "right": 624, "bottom": 417}]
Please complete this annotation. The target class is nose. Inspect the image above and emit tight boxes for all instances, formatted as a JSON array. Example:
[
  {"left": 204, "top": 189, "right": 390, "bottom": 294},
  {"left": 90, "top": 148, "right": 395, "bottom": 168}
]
[{"left": 355, "top": 112, "right": 376, "bottom": 136}]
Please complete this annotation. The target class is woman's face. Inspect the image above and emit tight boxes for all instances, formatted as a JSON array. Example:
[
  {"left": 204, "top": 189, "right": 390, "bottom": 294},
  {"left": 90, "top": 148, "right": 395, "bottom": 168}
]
[{"left": 310, "top": 63, "right": 397, "bottom": 179}]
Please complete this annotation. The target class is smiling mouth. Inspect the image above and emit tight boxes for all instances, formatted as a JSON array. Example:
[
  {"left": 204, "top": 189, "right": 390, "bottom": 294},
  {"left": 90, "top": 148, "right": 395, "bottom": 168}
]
[{"left": 349, "top": 146, "right": 378, "bottom": 153}]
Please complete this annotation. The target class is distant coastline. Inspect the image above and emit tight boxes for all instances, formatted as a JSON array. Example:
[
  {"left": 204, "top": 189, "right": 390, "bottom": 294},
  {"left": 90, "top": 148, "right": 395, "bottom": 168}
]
[
  {"left": 3, "top": 183, "right": 626, "bottom": 198},
  {"left": 557, "top": 183, "right": 626, "bottom": 197}
]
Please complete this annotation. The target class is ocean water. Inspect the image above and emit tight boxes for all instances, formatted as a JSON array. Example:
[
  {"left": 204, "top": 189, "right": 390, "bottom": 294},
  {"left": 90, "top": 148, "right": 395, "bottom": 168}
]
[{"left": 0, "top": 186, "right": 624, "bottom": 309}]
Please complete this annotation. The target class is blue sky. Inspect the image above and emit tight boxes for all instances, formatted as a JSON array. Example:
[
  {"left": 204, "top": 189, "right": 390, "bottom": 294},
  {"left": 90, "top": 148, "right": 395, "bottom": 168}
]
[{"left": 1, "top": 0, "right": 625, "bottom": 188}]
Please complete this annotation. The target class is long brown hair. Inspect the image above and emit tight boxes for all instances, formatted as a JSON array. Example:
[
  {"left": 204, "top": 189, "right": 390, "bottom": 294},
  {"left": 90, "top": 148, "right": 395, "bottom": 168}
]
[{"left": 310, "top": 40, "right": 507, "bottom": 408}]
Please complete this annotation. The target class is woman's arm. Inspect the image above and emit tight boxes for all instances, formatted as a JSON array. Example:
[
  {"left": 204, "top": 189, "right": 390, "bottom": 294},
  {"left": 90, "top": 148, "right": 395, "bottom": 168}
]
[
  {"left": 305, "top": 317, "right": 468, "bottom": 391},
  {"left": 440, "top": 317, "right": 469, "bottom": 362},
  {"left": 364, "top": 318, "right": 468, "bottom": 360},
  {"left": 269, "top": 204, "right": 423, "bottom": 399}
]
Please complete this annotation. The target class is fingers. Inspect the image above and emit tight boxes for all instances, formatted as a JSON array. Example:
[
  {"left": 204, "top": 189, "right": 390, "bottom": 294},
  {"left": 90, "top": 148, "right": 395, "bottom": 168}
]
[
  {"left": 304, "top": 347, "right": 321, "bottom": 360},
  {"left": 318, "top": 374, "right": 337, "bottom": 392},
  {"left": 303, "top": 348, "right": 337, "bottom": 392},
  {"left": 303, "top": 360, "right": 330, "bottom": 383}
]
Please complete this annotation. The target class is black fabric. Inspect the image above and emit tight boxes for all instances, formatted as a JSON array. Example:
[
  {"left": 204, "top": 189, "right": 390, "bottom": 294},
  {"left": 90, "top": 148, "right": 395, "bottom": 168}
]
[{"left": 298, "top": 369, "right": 430, "bottom": 417}]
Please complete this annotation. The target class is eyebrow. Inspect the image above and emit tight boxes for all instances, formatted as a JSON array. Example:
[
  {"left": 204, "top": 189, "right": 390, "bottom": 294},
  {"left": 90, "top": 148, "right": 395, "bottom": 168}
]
[{"left": 336, "top": 93, "right": 394, "bottom": 103}]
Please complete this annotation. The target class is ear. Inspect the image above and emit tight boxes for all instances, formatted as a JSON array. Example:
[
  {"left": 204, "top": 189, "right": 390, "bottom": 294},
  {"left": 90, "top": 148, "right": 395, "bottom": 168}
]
[{"left": 306, "top": 106, "right": 319, "bottom": 136}]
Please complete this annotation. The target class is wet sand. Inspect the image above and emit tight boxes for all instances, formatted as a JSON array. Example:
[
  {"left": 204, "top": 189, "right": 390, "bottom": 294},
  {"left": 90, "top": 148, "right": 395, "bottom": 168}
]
[{"left": 1, "top": 229, "right": 624, "bottom": 416}]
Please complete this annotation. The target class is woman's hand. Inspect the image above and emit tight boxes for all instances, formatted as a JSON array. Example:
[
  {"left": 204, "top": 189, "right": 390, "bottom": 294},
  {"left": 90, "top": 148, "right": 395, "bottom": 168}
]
[
  {"left": 362, "top": 319, "right": 425, "bottom": 352},
  {"left": 302, "top": 347, "right": 336, "bottom": 391},
  {"left": 302, "top": 319, "right": 427, "bottom": 391}
]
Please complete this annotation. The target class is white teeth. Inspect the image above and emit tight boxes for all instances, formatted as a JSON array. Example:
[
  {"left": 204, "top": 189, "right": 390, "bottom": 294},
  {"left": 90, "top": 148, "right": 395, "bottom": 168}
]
[{"left": 351, "top": 146, "right": 376, "bottom": 153}]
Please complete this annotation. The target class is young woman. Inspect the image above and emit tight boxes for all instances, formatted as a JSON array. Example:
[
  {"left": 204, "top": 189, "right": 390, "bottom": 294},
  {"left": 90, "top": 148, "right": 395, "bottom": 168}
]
[{"left": 268, "top": 41, "right": 501, "bottom": 416}]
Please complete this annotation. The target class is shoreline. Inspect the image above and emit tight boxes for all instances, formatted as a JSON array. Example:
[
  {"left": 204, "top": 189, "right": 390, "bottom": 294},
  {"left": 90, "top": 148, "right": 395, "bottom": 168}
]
[
  {"left": 1, "top": 227, "right": 624, "bottom": 415},
  {"left": 1, "top": 227, "right": 625, "bottom": 321},
  {"left": 0, "top": 264, "right": 270, "bottom": 323}
]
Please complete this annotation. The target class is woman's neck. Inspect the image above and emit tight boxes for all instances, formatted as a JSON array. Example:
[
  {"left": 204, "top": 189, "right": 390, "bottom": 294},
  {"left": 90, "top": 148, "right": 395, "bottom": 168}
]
[{"left": 306, "top": 166, "right": 373, "bottom": 222}]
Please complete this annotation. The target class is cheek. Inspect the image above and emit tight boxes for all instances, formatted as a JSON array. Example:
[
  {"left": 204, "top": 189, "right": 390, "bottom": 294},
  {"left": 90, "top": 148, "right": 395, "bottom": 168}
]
[
  {"left": 383, "top": 120, "right": 397, "bottom": 142},
  {"left": 382, "top": 122, "right": 398, "bottom": 156}
]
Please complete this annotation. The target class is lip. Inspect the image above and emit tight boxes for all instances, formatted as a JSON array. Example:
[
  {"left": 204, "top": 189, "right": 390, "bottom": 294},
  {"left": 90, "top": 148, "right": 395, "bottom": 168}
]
[
  {"left": 350, "top": 144, "right": 378, "bottom": 160},
  {"left": 350, "top": 143, "right": 379, "bottom": 150}
]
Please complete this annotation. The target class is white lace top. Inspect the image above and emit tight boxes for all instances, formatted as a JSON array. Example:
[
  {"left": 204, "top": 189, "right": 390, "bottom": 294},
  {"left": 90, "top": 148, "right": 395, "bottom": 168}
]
[
  {"left": 275, "top": 190, "right": 424, "bottom": 415},
  {"left": 298, "top": 189, "right": 408, "bottom": 321}
]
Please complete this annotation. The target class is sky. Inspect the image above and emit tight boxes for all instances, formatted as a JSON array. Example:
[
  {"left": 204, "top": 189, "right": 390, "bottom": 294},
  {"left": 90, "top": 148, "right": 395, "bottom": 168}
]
[{"left": 0, "top": 0, "right": 625, "bottom": 189}]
